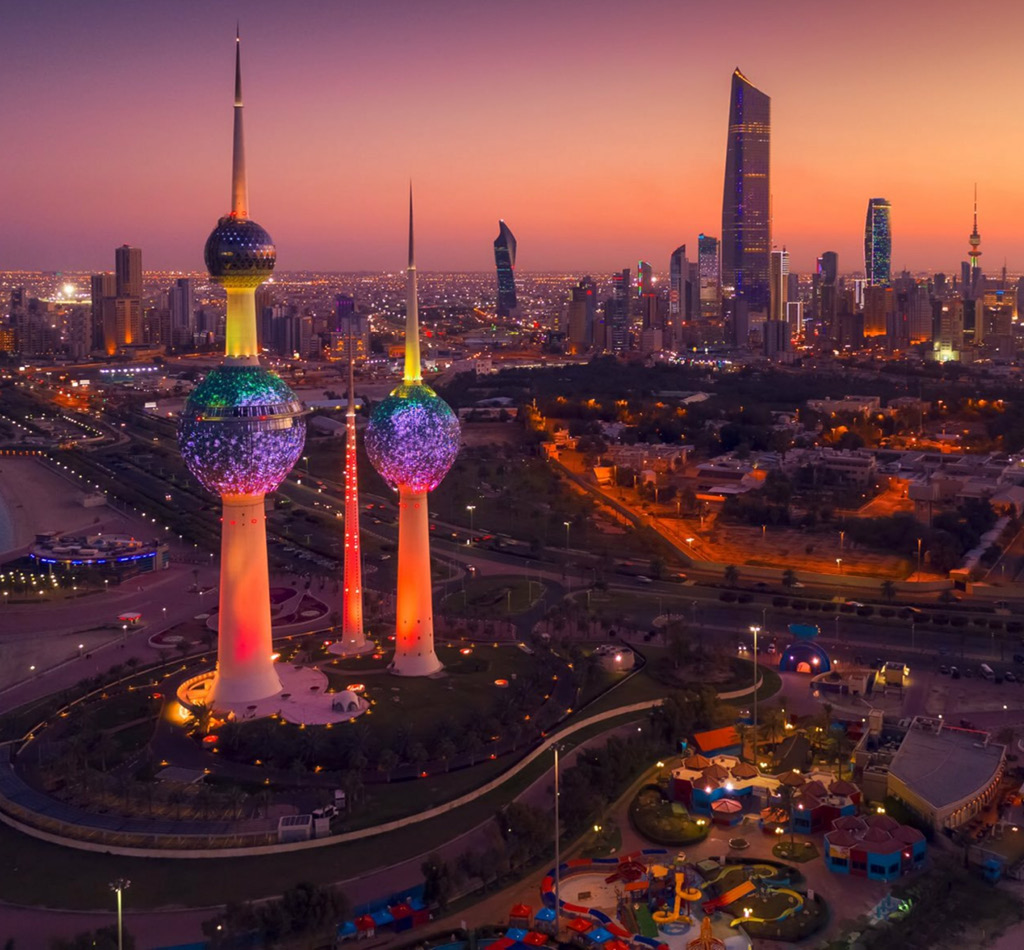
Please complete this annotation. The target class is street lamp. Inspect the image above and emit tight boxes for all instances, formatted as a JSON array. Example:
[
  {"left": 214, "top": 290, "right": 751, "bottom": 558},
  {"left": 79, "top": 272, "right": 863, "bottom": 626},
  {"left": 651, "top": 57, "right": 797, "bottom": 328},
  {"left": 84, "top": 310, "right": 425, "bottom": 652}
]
[
  {"left": 552, "top": 744, "right": 564, "bottom": 934},
  {"left": 466, "top": 504, "right": 476, "bottom": 534},
  {"left": 109, "top": 878, "right": 130, "bottom": 950},
  {"left": 563, "top": 521, "right": 571, "bottom": 550},
  {"left": 836, "top": 557, "right": 843, "bottom": 576},
  {"left": 840, "top": 529, "right": 845, "bottom": 555},
  {"left": 749, "top": 624, "right": 760, "bottom": 761},
  {"left": 916, "top": 537, "right": 923, "bottom": 579},
  {"left": 686, "top": 537, "right": 694, "bottom": 554}
]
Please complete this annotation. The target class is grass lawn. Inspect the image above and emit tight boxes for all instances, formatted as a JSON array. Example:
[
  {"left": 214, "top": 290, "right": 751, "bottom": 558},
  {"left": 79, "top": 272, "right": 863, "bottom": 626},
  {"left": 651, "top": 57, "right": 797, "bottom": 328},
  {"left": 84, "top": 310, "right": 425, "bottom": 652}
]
[
  {"left": 629, "top": 788, "right": 710, "bottom": 846},
  {"left": 772, "top": 840, "right": 820, "bottom": 863},
  {"left": 440, "top": 576, "right": 545, "bottom": 616},
  {"left": 0, "top": 707, "right": 651, "bottom": 910}
]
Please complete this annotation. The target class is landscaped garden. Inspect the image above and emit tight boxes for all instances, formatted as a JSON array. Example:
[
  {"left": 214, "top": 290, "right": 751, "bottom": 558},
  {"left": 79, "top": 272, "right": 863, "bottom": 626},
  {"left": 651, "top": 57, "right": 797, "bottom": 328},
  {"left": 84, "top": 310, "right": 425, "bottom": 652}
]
[{"left": 628, "top": 785, "right": 710, "bottom": 845}]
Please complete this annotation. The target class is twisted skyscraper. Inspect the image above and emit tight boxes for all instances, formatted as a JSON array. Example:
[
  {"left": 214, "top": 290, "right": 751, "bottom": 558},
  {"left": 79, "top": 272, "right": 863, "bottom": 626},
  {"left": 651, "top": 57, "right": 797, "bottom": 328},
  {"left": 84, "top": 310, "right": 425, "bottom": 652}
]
[
  {"left": 722, "top": 68, "right": 771, "bottom": 314},
  {"left": 178, "top": 33, "right": 305, "bottom": 704},
  {"left": 864, "top": 198, "right": 892, "bottom": 287},
  {"left": 366, "top": 192, "right": 460, "bottom": 676},
  {"left": 494, "top": 220, "right": 518, "bottom": 317}
]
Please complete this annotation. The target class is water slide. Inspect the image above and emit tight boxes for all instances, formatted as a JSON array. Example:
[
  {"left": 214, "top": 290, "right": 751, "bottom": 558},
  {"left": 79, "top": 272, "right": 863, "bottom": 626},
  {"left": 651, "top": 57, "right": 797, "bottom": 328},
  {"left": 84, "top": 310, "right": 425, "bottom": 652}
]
[{"left": 652, "top": 872, "right": 704, "bottom": 925}]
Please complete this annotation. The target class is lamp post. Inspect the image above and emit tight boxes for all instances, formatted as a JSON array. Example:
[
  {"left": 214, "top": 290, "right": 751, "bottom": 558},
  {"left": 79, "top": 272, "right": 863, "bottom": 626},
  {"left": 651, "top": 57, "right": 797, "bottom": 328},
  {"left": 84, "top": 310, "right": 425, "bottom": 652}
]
[
  {"left": 749, "top": 624, "right": 760, "bottom": 761},
  {"left": 552, "top": 744, "right": 563, "bottom": 935},
  {"left": 916, "top": 537, "right": 923, "bottom": 579},
  {"left": 466, "top": 504, "right": 476, "bottom": 535},
  {"left": 109, "top": 878, "right": 130, "bottom": 950},
  {"left": 563, "top": 521, "right": 571, "bottom": 550},
  {"left": 840, "top": 529, "right": 845, "bottom": 556}
]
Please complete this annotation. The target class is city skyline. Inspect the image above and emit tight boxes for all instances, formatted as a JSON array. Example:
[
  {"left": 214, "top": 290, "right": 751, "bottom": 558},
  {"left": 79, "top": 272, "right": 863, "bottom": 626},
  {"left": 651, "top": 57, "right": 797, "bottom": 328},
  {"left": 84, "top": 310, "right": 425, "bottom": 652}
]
[{"left": 4, "top": 0, "right": 1024, "bottom": 274}]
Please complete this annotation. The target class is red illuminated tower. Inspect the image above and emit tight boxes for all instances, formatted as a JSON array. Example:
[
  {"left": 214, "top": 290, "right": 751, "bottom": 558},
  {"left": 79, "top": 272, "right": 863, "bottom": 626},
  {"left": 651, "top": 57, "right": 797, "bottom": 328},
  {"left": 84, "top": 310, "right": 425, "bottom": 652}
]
[
  {"left": 335, "top": 332, "right": 368, "bottom": 653},
  {"left": 365, "top": 192, "right": 461, "bottom": 676}
]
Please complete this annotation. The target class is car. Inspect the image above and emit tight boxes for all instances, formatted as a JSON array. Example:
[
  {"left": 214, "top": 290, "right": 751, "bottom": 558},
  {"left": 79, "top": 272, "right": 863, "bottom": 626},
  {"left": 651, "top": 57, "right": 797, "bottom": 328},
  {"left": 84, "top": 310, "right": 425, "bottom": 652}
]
[
  {"left": 1006, "top": 671, "right": 1018, "bottom": 683},
  {"left": 938, "top": 665, "right": 950, "bottom": 675},
  {"left": 755, "top": 581, "right": 769, "bottom": 591},
  {"left": 963, "top": 667, "right": 974, "bottom": 678},
  {"left": 636, "top": 575, "right": 653, "bottom": 584},
  {"left": 792, "top": 581, "right": 806, "bottom": 588},
  {"left": 1013, "top": 654, "right": 1024, "bottom": 665},
  {"left": 846, "top": 600, "right": 865, "bottom": 608},
  {"left": 951, "top": 667, "right": 960, "bottom": 679}
]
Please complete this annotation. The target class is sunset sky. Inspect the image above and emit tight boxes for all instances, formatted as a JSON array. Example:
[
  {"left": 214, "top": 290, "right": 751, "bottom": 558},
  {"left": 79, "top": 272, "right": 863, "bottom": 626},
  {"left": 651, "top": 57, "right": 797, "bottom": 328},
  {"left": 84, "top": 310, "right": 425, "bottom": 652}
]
[{"left": 4, "top": 0, "right": 1024, "bottom": 275}]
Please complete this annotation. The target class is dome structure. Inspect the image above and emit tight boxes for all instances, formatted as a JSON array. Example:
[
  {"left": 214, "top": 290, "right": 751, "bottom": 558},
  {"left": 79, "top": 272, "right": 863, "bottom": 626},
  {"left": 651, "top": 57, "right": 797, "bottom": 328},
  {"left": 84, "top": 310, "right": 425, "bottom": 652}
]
[
  {"left": 365, "top": 382, "right": 460, "bottom": 493},
  {"left": 179, "top": 364, "right": 304, "bottom": 496},
  {"left": 204, "top": 215, "right": 276, "bottom": 283}
]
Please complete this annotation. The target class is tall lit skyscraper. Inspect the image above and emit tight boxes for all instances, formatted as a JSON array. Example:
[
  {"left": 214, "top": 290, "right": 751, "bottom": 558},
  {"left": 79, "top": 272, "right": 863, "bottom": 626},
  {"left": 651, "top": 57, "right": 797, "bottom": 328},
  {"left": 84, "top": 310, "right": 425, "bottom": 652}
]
[
  {"left": 608, "top": 268, "right": 631, "bottom": 352},
  {"left": 637, "top": 260, "right": 653, "bottom": 297},
  {"left": 115, "top": 245, "right": 142, "bottom": 298},
  {"left": 864, "top": 198, "right": 892, "bottom": 287},
  {"left": 494, "top": 220, "right": 518, "bottom": 317},
  {"left": 698, "top": 234, "right": 721, "bottom": 319},
  {"left": 669, "top": 246, "right": 688, "bottom": 318},
  {"left": 178, "top": 33, "right": 305, "bottom": 705},
  {"left": 769, "top": 248, "right": 789, "bottom": 323},
  {"left": 722, "top": 68, "right": 771, "bottom": 313},
  {"left": 366, "top": 192, "right": 461, "bottom": 677}
]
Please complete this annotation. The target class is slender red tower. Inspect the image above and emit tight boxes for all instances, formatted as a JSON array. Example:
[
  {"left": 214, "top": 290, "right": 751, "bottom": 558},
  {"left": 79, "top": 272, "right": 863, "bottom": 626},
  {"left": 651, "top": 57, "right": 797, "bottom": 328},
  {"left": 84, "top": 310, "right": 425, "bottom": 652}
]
[
  {"left": 365, "top": 191, "right": 460, "bottom": 676},
  {"left": 338, "top": 333, "right": 368, "bottom": 652}
]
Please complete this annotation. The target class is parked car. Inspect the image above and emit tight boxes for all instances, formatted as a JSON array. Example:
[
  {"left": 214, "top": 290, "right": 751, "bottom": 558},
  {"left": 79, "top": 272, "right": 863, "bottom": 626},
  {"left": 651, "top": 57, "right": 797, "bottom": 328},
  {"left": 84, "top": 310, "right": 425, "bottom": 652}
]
[
  {"left": 939, "top": 665, "right": 950, "bottom": 675},
  {"left": 1006, "top": 671, "right": 1018, "bottom": 683}
]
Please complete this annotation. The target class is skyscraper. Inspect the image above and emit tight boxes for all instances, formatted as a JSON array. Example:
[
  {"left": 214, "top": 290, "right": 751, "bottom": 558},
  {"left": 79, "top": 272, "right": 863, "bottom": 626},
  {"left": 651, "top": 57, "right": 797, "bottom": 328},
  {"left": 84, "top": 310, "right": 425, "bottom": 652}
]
[
  {"left": 698, "top": 234, "right": 721, "bottom": 319},
  {"left": 864, "top": 198, "right": 892, "bottom": 286},
  {"left": 494, "top": 220, "right": 518, "bottom": 317},
  {"left": 722, "top": 68, "right": 771, "bottom": 313},
  {"left": 366, "top": 192, "right": 461, "bottom": 677},
  {"left": 115, "top": 245, "right": 142, "bottom": 298},
  {"left": 608, "top": 268, "right": 631, "bottom": 352},
  {"left": 168, "top": 277, "right": 195, "bottom": 346},
  {"left": 637, "top": 260, "right": 654, "bottom": 297},
  {"left": 669, "top": 246, "right": 688, "bottom": 319},
  {"left": 178, "top": 33, "right": 305, "bottom": 705}
]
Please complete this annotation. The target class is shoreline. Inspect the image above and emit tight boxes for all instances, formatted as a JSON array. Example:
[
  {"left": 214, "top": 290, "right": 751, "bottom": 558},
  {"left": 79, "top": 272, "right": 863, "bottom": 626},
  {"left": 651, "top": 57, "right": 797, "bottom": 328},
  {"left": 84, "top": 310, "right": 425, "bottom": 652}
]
[{"left": 0, "top": 459, "right": 104, "bottom": 558}]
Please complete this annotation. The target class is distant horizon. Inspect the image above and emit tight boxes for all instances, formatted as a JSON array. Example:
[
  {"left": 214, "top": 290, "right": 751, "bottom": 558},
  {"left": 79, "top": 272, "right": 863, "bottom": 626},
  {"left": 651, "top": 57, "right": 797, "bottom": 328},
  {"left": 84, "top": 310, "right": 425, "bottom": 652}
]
[{"left": 4, "top": 1, "right": 1024, "bottom": 274}]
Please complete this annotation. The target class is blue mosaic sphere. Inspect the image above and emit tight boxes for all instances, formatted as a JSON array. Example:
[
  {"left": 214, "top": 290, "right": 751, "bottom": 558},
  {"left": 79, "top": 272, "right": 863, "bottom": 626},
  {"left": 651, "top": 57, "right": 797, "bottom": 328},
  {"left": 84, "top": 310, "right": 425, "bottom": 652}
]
[
  {"left": 204, "top": 216, "right": 276, "bottom": 281},
  {"left": 178, "top": 364, "right": 305, "bottom": 496},
  {"left": 365, "top": 383, "right": 460, "bottom": 493}
]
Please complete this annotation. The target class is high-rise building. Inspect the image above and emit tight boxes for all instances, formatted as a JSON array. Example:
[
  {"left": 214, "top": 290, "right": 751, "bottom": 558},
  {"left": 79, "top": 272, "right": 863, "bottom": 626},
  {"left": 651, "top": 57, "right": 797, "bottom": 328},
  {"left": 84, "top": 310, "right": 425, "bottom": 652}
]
[
  {"left": 330, "top": 294, "right": 370, "bottom": 362},
  {"left": 722, "top": 69, "right": 771, "bottom": 313},
  {"left": 115, "top": 245, "right": 142, "bottom": 298},
  {"left": 177, "top": 33, "right": 305, "bottom": 706},
  {"left": 637, "top": 260, "right": 654, "bottom": 297},
  {"left": 366, "top": 191, "right": 461, "bottom": 676},
  {"left": 698, "top": 235, "right": 721, "bottom": 319},
  {"left": 566, "top": 276, "right": 596, "bottom": 353},
  {"left": 608, "top": 268, "right": 631, "bottom": 352},
  {"left": 494, "top": 220, "right": 518, "bottom": 317},
  {"left": 168, "top": 277, "right": 195, "bottom": 346},
  {"left": 864, "top": 198, "right": 892, "bottom": 287},
  {"left": 669, "top": 245, "right": 687, "bottom": 319},
  {"left": 769, "top": 248, "right": 789, "bottom": 323}
]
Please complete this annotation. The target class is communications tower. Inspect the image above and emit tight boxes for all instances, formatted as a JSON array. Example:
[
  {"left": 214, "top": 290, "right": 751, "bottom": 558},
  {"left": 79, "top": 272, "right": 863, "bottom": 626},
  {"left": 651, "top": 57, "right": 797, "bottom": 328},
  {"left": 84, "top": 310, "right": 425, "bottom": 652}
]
[
  {"left": 365, "top": 192, "right": 460, "bottom": 676},
  {"left": 331, "top": 331, "right": 369, "bottom": 654},
  {"left": 178, "top": 33, "right": 305, "bottom": 704},
  {"left": 968, "top": 184, "right": 982, "bottom": 274}
]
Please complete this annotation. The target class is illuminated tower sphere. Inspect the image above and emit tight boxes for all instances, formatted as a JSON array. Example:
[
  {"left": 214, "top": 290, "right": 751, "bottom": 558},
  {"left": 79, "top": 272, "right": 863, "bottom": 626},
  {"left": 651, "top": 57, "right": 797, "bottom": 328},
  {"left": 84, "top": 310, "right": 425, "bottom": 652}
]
[
  {"left": 177, "top": 32, "right": 305, "bottom": 705},
  {"left": 365, "top": 191, "right": 460, "bottom": 676}
]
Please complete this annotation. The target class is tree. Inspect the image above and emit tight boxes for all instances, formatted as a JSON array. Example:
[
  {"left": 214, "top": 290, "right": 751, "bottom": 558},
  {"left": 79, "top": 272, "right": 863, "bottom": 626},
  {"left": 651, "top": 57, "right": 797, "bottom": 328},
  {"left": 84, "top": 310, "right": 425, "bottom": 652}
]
[
  {"left": 880, "top": 579, "right": 897, "bottom": 602},
  {"left": 724, "top": 564, "right": 740, "bottom": 587},
  {"left": 781, "top": 568, "right": 797, "bottom": 589},
  {"left": 377, "top": 748, "right": 399, "bottom": 782},
  {"left": 421, "top": 853, "right": 454, "bottom": 911}
]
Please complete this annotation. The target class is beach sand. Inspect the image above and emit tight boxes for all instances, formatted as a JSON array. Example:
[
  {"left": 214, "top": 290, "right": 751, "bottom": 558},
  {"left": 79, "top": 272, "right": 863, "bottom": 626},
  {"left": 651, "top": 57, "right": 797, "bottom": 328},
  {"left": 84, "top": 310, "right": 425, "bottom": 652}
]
[{"left": 0, "top": 458, "right": 110, "bottom": 557}]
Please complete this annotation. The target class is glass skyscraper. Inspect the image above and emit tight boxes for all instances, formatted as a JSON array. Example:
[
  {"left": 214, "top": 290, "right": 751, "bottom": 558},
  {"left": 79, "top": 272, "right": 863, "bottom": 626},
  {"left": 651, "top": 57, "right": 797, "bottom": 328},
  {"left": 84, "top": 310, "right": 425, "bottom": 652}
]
[
  {"left": 864, "top": 198, "right": 892, "bottom": 286},
  {"left": 722, "top": 68, "right": 770, "bottom": 313},
  {"left": 494, "top": 220, "right": 518, "bottom": 317}
]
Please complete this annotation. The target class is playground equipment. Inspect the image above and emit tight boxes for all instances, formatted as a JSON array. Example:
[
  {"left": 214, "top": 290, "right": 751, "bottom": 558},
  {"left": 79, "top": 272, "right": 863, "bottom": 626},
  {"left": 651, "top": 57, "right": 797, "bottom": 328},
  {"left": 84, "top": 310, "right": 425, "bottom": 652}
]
[
  {"left": 651, "top": 871, "right": 703, "bottom": 926},
  {"left": 686, "top": 917, "right": 725, "bottom": 950},
  {"left": 701, "top": 880, "right": 754, "bottom": 914}
]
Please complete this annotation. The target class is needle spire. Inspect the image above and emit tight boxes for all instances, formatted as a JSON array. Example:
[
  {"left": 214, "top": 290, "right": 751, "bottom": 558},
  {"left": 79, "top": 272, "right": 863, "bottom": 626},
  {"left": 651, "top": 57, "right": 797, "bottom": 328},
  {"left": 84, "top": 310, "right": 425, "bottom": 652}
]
[
  {"left": 403, "top": 185, "right": 422, "bottom": 384},
  {"left": 231, "top": 27, "right": 248, "bottom": 218}
]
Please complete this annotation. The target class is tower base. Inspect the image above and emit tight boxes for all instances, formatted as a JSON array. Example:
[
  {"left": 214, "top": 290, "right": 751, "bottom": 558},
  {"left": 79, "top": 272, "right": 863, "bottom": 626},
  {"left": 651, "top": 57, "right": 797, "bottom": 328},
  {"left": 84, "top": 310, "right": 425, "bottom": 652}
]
[{"left": 391, "top": 487, "right": 442, "bottom": 676}]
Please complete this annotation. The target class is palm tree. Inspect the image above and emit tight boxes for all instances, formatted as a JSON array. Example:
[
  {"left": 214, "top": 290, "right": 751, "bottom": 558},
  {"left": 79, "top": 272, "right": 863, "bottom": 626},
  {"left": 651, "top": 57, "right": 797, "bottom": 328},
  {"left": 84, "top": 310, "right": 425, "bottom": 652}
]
[
  {"left": 724, "top": 564, "right": 740, "bottom": 588},
  {"left": 377, "top": 749, "right": 399, "bottom": 782},
  {"left": 782, "top": 569, "right": 797, "bottom": 589},
  {"left": 880, "top": 580, "right": 897, "bottom": 602}
]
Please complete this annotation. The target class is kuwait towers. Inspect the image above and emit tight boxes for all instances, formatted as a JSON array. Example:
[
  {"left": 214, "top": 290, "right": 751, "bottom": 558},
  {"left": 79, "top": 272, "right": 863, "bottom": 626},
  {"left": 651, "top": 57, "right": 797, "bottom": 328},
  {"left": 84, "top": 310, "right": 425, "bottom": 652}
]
[
  {"left": 366, "top": 193, "right": 460, "bottom": 676},
  {"left": 178, "top": 33, "right": 305, "bottom": 704},
  {"left": 330, "top": 332, "right": 369, "bottom": 655}
]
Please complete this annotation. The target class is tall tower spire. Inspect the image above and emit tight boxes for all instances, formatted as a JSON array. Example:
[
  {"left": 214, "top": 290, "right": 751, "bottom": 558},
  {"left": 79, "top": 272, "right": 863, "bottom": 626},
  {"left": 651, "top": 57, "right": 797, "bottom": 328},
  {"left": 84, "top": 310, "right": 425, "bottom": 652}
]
[
  {"left": 334, "top": 317, "right": 368, "bottom": 654},
  {"left": 231, "top": 27, "right": 248, "bottom": 219},
  {"left": 403, "top": 185, "right": 422, "bottom": 384},
  {"left": 968, "top": 183, "right": 982, "bottom": 272}
]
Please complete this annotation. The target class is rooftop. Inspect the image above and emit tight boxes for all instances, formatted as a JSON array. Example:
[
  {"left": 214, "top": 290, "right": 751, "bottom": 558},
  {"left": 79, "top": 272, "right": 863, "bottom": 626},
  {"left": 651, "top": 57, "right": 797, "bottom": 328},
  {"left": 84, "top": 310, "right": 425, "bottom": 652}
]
[{"left": 888, "top": 720, "right": 1005, "bottom": 811}]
